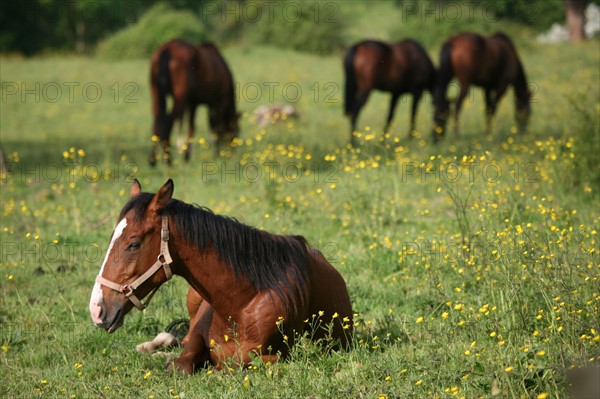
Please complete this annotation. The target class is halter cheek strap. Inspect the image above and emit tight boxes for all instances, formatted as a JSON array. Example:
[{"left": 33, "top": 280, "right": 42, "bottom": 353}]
[{"left": 95, "top": 216, "right": 173, "bottom": 310}]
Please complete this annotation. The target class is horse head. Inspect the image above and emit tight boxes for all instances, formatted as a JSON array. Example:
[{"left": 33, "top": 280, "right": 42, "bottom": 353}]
[
  {"left": 515, "top": 88, "right": 532, "bottom": 133},
  {"left": 432, "top": 95, "right": 450, "bottom": 142},
  {"left": 213, "top": 110, "right": 241, "bottom": 149},
  {"left": 89, "top": 179, "right": 174, "bottom": 332}
]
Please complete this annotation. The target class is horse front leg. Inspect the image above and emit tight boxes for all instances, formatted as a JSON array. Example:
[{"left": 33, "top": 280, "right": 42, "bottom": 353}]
[
  {"left": 168, "top": 302, "right": 211, "bottom": 374},
  {"left": 169, "top": 332, "right": 210, "bottom": 374},
  {"left": 182, "top": 288, "right": 204, "bottom": 346},
  {"left": 150, "top": 121, "right": 172, "bottom": 167},
  {"left": 349, "top": 91, "right": 370, "bottom": 146},
  {"left": 454, "top": 80, "right": 471, "bottom": 137},
  {"left": 149, "top": 141, "right": 159, "bottom": 167},
  {"left": 151, "top": 116, "right": 174, "bottom": 167},
  {"left": 161, "top": 139, "right": 172, "bottom": 166},
  {"left": 384, "top": 93, "right": 400, "bottom": 135},
  {"left": 484, "top": 89, "right": 495, "bottom": 136},
  {"left": 184, "top": 106, "right": 197, "bottom": 162},
  {"left": 408, "top": 91, "right": 423, "bottom": 139},
  {"left": 493, "top": 83, "right": 508, "bottom": 135}
]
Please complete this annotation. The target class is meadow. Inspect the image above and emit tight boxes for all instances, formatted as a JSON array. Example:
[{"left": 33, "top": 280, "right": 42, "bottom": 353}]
[{"left": 1, "top": 29, "right": 599, "bottom": 399}]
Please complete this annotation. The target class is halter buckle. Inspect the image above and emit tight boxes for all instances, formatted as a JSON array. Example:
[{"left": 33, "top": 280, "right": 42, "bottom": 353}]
[{"left": 120, "top": 285, "right": 134, "bottom": 297}]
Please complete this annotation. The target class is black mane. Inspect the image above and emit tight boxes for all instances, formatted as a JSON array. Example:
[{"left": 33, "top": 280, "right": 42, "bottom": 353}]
[{"left": 118, "top": 193, "right": 310, "bottom": 313}]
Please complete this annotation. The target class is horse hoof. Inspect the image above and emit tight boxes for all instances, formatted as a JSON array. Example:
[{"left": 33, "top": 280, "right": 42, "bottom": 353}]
[
  {"left": 165, "top": 356, "right": 194, "bottom": 374},
  {"left": 165, "top": 358, "right": 176, "bottom": 373}
]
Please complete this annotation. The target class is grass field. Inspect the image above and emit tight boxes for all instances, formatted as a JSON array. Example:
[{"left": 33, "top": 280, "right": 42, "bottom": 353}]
[{"left": 1, "top": 30, "right": 599, "bottom": 399}]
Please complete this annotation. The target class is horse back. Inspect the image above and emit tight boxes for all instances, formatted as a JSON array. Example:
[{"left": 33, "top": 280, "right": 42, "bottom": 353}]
[
  {"left": 351, "top": 40, "right": 394, "bottom": 91},
  {"left": 447, "top": 32, "right": 523, "bottom": 88},
  {"left": 195, "top": 43, "right": 235, "bottom": 104},
  {"left": 151, "top": 39, "right": 199, "bottom": 100},
  {"left": 445, "top": 33, "right": 487, "bottom": 82},
  {"left": 394, "top": 39, "right": 436, "bottom": 91}
]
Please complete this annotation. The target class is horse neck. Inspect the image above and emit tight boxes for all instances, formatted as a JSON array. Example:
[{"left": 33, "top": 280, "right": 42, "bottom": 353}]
[
  {"left": 513, "top": 61, "right": 530, "bottom": 107},
  {"left": 434, "top": 42, "right": 453, "bottom": 108},
  {"left": 171, "top": 228, "right": 256, "bottom": 318}
]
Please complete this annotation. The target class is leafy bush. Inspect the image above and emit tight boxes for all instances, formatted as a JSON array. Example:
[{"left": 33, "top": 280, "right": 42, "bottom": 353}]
[
  {"left": 246, "top": 0, "right": 348, "bottom": 54},
  {"left": 96, "top": 3, "right": 206, "bottom": 59},
  {"left": 390, "top": 2, "right": 533, "bottom": 51},
  {"left": 201, "top": 1, "right": 248, "bottom": 45}
]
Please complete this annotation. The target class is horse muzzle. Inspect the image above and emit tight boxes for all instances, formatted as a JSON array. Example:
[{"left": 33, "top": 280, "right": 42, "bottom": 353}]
[{"left": 90, "top": 300, "right": 126, "bottom": 333}]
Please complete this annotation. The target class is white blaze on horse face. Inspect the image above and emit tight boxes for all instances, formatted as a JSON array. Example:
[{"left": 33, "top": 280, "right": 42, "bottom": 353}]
[{"left": 89, "top": 218, "right": 127, "bottom": 325}]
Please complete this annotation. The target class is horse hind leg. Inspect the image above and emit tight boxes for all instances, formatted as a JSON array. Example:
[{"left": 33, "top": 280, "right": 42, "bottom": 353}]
[
  {"left": 408, "top": 90, "right": 423, "bottom": 139},
  {"left": 349, "top": 91, "right": 370, "bottom": 145},
  {"left": 169, "top": 319, "right": 211, "bottom": 374},
  {"left": 484, "top": 89, "right": 495, "bottom": 136},
  {"left": 453, "top": 82, "right": 470, "bottom": 137},
  {"left": 162, "top": 96, "right": 186, "bottom": 165}
]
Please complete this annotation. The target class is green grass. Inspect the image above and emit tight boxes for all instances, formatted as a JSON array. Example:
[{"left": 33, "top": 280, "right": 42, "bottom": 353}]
[{"left": 1, "top": 35, "right": 599, "bottom": 399}]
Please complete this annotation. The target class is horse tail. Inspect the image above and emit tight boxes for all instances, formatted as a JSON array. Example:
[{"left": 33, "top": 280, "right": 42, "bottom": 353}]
[
  {"left": 165, "top": 318, "right": 190, "bottom": 343},
  {"left": 150, "top": 47, "right": 172, "bottom": 140},
  {"left": 343, "top": 44, "right": 358, "bottom": 116},
  {"left": 435, "top": 41, "right": 453, "bottom": 106},
  {"left": 156, "top": 48, "right": 171, "bottom": 128}
]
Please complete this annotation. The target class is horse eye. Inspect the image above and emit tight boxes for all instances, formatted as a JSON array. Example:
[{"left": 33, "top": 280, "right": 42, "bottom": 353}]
[{"left": 127, "top": 242, "right": 141, "bottom": 251}]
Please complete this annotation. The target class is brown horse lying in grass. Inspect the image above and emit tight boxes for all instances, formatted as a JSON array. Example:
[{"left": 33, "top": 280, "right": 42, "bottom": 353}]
[{"left": 89, "top": 179, "right": 353, "bottom": 373}]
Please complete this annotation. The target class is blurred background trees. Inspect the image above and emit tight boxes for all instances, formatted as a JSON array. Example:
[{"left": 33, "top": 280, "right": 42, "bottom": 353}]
[
  {"left": 0, "top": 0, "right": 210, "bottom": 54},
  {"left": 0, "top": 0, "right": 597, "bottom": 56}
]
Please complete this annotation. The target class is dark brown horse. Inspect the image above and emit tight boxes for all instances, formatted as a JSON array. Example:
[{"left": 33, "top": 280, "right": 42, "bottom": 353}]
[
  {"left": 432, "top": 32, "right": 531, "bottom": 141},
  {"left": 89, "top": 179, "right": 353, "bottom": 373},
  {"left": 344, "top": 39, "right": 436, "bottom": 145},
  {"left": 150, "top": 40, "right": 239, "bottom": 165}
]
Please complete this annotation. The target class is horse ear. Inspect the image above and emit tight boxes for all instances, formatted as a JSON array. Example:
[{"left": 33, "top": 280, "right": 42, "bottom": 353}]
[
  {"left": 149, "top": 179, "right": 174, "bottom": 215},
  {"left": 130, "top": 179, "right": 142, "bottom": 197}
]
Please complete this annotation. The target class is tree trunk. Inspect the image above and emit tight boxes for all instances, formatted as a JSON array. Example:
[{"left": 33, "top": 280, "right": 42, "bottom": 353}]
[
  {"left": 76, "top": 21, "right": 86, "bottom": 53},
  {"left": 0, "top": 146, "right": 6, "bottom": 180},
  {"left": 564, "top": 0, "right": 587, "bottom": 42}
]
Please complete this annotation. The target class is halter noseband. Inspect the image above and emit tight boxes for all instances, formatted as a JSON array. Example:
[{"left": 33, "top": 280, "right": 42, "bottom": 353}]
[{"left": 95, "top": 216, "right": 173, "bottom": 310}]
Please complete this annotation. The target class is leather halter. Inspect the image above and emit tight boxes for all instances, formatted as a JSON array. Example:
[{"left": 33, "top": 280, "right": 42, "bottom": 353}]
[{"left": 95, "top": 216, "right": 173, "bottom": 310}]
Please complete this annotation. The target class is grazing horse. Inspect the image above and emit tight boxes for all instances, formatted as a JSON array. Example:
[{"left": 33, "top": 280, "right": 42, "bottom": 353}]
[
  {"left": 89, "top": 179, "right": 353, "bottom": 373},
  {"left": 343, "top": 39, "right": 436, "bottom": 144},
  {"left": 150, "top": 40, "right": 239, "bottom": 165},
  {"left": 432, "top": 32, "right": 531, "bottom": 141}
]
